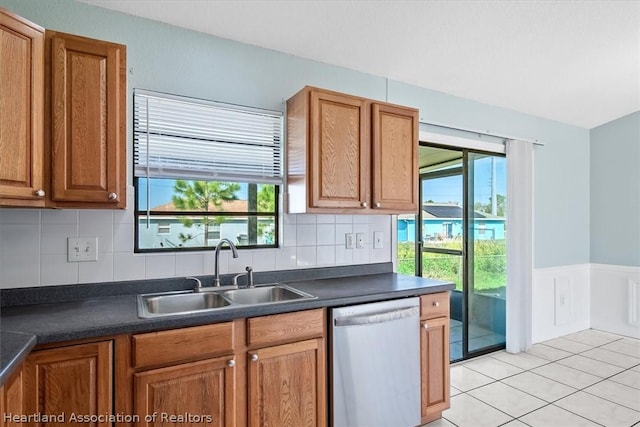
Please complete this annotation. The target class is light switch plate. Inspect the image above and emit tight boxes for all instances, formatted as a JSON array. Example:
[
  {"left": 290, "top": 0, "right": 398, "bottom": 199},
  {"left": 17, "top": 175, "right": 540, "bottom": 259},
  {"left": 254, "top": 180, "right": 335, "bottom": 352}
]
[
  {"left": 68, "top": 237, "right": 98, "bottom": 262},
  {"left": 345, "top": 233, "right": 355, "bottom": 249},
  {"left": 356, "top": 233, "right": 365, "bottom": 249}
]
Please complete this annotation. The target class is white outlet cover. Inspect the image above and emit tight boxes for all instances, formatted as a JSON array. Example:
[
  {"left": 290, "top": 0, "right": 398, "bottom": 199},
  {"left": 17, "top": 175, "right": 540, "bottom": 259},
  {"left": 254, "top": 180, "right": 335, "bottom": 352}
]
[
  {"left": 554, "top": 277, "right": 571, "bottom": 326},
  {"left": 356, "top": 233, "right": 365, "bottom": 249},
  {"left": 68, "top": 237, "right": 98, "bottom": 262},
  {"left": 373, "top": 231, "right": 383, "bottom": 249}
]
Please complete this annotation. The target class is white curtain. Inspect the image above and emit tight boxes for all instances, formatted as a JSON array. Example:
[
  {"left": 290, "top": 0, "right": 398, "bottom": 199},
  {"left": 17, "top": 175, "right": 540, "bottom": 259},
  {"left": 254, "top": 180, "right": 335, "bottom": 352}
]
[{"left": 506, "top": 140, "right": 534, "bottom": 353}]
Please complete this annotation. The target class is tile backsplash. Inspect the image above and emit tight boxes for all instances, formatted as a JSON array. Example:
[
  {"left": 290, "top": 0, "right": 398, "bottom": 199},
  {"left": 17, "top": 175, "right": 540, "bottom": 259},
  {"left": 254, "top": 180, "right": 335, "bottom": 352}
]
[{"left": 0, "top": 187, "right": 392, "bottom": 288}]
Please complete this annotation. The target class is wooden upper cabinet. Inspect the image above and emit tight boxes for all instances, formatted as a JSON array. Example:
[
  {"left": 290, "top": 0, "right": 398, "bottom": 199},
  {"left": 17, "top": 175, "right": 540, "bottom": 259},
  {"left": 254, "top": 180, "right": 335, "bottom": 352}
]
[
  {"left": 372, "top": 102, "right": 418, "bottom": 211},
  {"left": 23, "top": 341, "right": 113, "bottom": 426},
  {"left": 47, "top": 31, "right": 126, "bottom": 208},
  {"left": 0, "top": 9, "right": 45, "bottom": 206},
  {"left": 286, "top": 86, "right": 418, "bottom": 214},
  {"left": 0, "top": 8, "right": 126, "bottom": 209},
  {"left": 309, "top": 89, "right": 368, "bottom": 210}
]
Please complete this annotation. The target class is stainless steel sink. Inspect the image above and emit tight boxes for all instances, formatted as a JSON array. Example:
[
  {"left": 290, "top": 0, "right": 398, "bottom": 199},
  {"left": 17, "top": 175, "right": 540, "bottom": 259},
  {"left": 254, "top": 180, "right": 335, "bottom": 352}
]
[
  {"left": 221, "top": 285, "right": 315, "bottom": 305},
  {"left": 137, "top": 285, "right": 316, "bottom": 318},
  {"left": 138, "top": 291, "right": 232, "bottom": 318}
]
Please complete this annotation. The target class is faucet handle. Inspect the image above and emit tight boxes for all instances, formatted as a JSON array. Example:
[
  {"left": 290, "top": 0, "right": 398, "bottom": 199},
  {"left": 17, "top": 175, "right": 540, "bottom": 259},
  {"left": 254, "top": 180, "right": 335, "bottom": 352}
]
[
  {"left": 232, "top": 272, "right": 246, "bottom": 287},
  {"left": 232, "top": 266, "right": 254, "bottom": 288},
  {"left": 186, "top": 276, "right": 202, "bottom": 291}
]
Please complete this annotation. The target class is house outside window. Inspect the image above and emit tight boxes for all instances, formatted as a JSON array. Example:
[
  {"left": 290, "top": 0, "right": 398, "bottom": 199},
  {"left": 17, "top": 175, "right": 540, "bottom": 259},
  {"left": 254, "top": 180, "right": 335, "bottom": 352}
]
[{"left": 157, "top": 223, "right": 171, "bottom": 235}]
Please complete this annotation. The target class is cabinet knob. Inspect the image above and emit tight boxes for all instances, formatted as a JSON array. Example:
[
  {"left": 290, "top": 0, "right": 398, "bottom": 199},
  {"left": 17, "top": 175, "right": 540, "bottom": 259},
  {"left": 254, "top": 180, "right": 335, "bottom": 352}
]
[
  {"left": 251, "top": 354, "right": 259, "bottom": 362},
  {"left": 375, "top": 202, "right": 381, "bottom": 208},
  {"left": 433, "top": 301, "right": 440, "bottom": 307},
  {"left": 423, "top": 323, "right": 429, "bottom": 330},
  {"left": 361, "top": 202, "right": 368, "bottom": 208},
  {"left": 227, "top": 359, "right": 235, "bottom": 367},
  {"left": 108, "top": 192, "right": 118, "bottom": 200},
  {"left": 35, "top": 189, "right": 45, "bottom": 197}
]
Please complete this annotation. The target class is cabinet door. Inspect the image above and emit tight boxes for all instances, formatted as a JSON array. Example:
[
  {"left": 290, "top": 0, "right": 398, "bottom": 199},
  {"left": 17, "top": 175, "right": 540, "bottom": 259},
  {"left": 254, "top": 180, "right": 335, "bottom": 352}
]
[
  {"left": 135, "top": 356, "right": 237, "bottom": 427},
  {"left": 371, "top": 103, "right": 418, "bottom": 212},
  {"left": 309, "top": 89, "right": 368, "bottom": 210},
  {"left": 23, "top": 341, "right": 112, "bottom": 427},
  {"left": 0, "top": 10, "right": 44, "bottom": 205},
  {"left": 420, "top": 316, "right": 450, "bottom": 423},
  {"left": 49, "top": 31, "right": 125, "bottom": 207},
  {"left": 1, "top": 364, "right": 24, "bottom": 427},
  {"left": 248, "top": 338, "right": 326, "bottom": 427}
]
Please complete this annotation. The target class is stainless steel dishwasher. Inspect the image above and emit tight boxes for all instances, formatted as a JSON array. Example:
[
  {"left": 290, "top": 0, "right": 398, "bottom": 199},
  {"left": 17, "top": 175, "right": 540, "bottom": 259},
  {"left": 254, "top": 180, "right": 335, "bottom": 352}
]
[{"left": 331, "top": 297, "right": 421, "bottom": 427}]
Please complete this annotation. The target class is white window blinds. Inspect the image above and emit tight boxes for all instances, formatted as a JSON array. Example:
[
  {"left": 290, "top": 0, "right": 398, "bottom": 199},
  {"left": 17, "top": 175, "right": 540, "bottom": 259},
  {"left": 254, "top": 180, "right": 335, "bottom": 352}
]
[{"left": 134, "top": 90, "right": 283, "bottom": 184}]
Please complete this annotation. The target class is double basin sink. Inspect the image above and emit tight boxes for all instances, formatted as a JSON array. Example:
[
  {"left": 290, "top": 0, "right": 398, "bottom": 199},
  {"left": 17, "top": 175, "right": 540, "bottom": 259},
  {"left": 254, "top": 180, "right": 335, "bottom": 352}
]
[{"left": 137, "top": 284, "right": 316, "bottom": 318}]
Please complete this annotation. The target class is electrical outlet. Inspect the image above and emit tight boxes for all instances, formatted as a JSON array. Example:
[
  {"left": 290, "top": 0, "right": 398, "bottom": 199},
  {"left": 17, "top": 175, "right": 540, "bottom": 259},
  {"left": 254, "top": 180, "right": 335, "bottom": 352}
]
[
  {"left": 345, "top": 233, "right": 355, "bottom": 249},
  {"left": 356, "top": 233, "right": 365, "bottom": 249},
  {"left": 373, "top": 231, "right": 383, "bottom": 249},
  {"left": 68, "top": 237, "right": 98, "bottom": 262}
]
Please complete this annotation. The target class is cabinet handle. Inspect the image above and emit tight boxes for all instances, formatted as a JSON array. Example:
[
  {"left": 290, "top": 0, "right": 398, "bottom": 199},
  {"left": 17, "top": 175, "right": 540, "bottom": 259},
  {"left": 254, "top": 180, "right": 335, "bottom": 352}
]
[
  {"left": 108, "top": 192, "right": 118, "bottom": 200},
  {"left": 433, "top": 301, "right": 440, "bottom": 307},
  {"left": 361, "top": 202, "right": 368, "bottom": 208},
  {"left": 423, "top": 322, "right": 428, "bottom": 330},
  {"left": 35, "top": 189, "right": 45, "bottom": 197},
  {"left": 375, "top": 202, "right": 381, "bottom": 208},
  {"left": 227, "top": 359, "right": 235, "bottom": 367},
  {"left": 251, "top": 354, "right": 259, "bottom": 362}
]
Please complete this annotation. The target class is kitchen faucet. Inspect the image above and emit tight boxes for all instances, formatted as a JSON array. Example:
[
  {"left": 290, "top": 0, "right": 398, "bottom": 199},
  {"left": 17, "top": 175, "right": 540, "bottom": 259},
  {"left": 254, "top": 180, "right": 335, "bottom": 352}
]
[{"left": 213, "top": 238, "right": 239, "bottom": 287}]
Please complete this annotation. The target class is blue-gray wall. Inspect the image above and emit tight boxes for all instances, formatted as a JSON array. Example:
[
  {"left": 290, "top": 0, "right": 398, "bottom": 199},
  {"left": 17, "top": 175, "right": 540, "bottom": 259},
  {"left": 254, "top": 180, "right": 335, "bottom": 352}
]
[
  {"left": 0, "top": 0, "right": 592, "bottom": 269},
  {"left": 590, "top": 111, "right": 640, "bottom": 267}
]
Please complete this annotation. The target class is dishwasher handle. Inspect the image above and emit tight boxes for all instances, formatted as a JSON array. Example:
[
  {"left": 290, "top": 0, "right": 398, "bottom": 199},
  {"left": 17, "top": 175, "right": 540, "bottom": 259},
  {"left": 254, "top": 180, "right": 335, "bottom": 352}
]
[{"left": 334, "top": 306, "right": 419, "bottom": 327}]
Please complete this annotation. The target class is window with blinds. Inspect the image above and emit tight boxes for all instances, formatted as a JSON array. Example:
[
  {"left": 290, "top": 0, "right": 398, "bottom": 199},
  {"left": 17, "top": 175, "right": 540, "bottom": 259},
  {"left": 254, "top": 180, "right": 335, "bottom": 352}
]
[{"left": 133, "top": 90, "right": 282, "bottom": 252}]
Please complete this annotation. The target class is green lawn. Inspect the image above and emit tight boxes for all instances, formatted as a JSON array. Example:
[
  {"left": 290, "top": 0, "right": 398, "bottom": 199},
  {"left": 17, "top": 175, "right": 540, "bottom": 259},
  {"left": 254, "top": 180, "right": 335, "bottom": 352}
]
[{"left": 397, "top": 241, "right": 506, "bottom": 292}]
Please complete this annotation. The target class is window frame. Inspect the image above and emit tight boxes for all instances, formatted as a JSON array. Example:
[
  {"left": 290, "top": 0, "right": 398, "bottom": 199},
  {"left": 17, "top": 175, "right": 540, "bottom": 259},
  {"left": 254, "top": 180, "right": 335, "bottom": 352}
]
[{"left": 132, "top": 89, "right": 285, "bottom": 253}]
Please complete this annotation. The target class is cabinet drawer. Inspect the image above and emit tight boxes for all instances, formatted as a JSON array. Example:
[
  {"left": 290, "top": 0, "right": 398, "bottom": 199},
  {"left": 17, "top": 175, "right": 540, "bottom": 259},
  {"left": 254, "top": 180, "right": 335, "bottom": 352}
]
[
  {"left": 132, "top": 322, "right": 235, "bottom": 369},
  {"left": 247, "top": 308, "right": 325, "bottom": 348},
  {"left": 420, "top": 292, "right": 450, "bottom": 319}
]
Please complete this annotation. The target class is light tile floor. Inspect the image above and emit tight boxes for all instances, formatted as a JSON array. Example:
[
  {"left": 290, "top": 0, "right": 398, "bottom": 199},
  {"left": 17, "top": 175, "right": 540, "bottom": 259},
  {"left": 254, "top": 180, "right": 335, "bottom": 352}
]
[{"left": 427, "top": 329, "right": 640, "bottom": 427}]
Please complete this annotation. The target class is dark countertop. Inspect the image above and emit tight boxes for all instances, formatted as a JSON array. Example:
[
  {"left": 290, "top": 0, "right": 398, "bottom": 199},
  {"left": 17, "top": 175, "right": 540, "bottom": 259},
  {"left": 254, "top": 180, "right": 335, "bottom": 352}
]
[
  {"left": 0, "top": 267, "right": 454, "bottom": 386},
  {"left": 0, "top": 330, "right": 37, "bottom": 385}
]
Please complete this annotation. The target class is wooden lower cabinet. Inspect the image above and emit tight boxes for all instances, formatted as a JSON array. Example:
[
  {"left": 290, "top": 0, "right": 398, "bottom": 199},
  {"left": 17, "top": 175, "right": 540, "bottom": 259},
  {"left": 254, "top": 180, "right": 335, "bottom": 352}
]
[
  {"left": 247, "top": 338, "right": 325, "bottom": 427},
  {"left": 420, "top": 293, "right": 451, "bottom": 424},
  {"left": 1, "top": 364, "right": 24, "bottom": 427},
  {"left": 22, "top": 340, "right": 113, "bottom": 426},
  {"left": 0, "top": 300, "right": 451, "bottom": 427},
  {"left": 246, "top": 308, "right": 326, "bottom": 427},
  {"left": 134, "top": 356, "right": 237, "bottom": 427}
]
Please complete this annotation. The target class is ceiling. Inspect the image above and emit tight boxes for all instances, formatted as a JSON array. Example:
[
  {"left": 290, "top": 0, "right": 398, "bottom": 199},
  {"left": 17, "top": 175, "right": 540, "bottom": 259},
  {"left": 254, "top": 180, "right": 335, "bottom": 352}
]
[{"left": 77, "top": 0, "right": 640, "bottom": 129}]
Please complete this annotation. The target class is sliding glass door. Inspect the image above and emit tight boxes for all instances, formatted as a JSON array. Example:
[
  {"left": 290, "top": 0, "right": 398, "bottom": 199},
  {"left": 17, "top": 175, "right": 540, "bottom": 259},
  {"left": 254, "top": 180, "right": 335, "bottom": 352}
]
[
  {"left": 398, "top": 144, "right": 506, "bottom": 361},
  {"left": 467, "top": 151, "right": 507, "bottom": 356}
]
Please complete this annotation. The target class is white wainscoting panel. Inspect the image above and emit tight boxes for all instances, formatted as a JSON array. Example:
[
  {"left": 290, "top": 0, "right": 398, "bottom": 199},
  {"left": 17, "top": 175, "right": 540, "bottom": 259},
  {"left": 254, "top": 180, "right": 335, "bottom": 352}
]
[
  {"left": 591, "top": 264, "right": 640, "bottom": 339},
  {"left": 532, "top": 264, "right": 591, "bottom": 343}
]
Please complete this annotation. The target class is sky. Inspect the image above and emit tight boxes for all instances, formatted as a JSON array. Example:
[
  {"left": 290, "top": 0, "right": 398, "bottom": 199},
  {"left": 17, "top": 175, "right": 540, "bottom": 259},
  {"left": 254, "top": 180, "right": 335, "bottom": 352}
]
[
  {"left": 137, "top": 179, "right": 251, "bottom": 210},
  {"left": 422, "top": 156, "right": 506, "bottom": 206}
]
